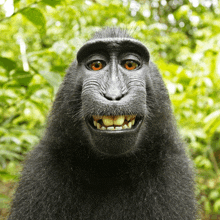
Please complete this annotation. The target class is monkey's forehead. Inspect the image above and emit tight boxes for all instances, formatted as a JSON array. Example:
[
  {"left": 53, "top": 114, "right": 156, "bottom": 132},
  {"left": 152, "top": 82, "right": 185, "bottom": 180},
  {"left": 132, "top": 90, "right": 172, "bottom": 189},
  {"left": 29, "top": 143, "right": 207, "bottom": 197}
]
[{"left": 77, "top": 38, "right": 150, "bottom": 63}]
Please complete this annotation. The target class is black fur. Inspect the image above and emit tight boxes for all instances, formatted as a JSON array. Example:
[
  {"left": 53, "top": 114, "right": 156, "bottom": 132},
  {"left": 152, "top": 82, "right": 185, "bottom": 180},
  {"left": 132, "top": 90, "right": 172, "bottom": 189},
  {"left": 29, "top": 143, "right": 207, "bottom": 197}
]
[{"left": 8, "top": 28, "right": 197, "bottom": 220}]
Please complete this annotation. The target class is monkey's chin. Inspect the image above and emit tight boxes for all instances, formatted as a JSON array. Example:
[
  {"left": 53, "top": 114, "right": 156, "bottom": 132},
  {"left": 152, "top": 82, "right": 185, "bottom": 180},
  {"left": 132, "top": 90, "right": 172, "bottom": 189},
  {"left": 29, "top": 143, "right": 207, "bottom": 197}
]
[{"left": 86, "top": 119, "right": 143, "bottom": 156}]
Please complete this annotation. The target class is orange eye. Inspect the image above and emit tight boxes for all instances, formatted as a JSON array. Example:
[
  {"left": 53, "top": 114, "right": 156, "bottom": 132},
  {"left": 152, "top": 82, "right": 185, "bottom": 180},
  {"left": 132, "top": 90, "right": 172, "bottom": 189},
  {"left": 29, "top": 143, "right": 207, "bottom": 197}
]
[
  {"left": 124, "top": 60, "right": 138, "bottom": 70},
  {"left": 89, "top": 61, "right": 103, "bottom": 71}
]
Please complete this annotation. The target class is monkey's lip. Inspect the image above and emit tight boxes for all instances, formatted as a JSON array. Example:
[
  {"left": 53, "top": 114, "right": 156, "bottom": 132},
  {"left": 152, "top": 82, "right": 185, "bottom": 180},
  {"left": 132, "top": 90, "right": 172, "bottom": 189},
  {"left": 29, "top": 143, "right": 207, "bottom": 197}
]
[{"left": 87, "top": 115, "right": 143, "bottom": 133}]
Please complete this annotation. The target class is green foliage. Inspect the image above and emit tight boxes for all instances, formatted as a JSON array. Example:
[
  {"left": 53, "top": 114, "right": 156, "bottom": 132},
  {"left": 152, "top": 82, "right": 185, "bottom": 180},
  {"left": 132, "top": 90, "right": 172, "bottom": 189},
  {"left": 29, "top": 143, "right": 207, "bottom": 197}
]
[
  {"left": 0, "top": 0, "right": 220, "bottom": 218},
  {"left": 41, "top": 0, "right": 62, "bottom": 7},
  {"left": 0, "top": 57, "right": 16, "bottom": 72},
  {"left": 20, "top": 7, "right": 46, "bottom": 35}
]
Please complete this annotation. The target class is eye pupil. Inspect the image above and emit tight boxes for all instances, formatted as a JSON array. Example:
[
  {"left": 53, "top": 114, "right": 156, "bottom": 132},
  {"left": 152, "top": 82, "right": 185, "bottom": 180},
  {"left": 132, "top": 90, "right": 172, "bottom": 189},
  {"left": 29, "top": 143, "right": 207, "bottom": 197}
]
[
  {"left": 124, "top": 60, "right": 138, "bottom": 70},
  {"left": 89, "top": 61, "right": 104, "bottom": 71}
]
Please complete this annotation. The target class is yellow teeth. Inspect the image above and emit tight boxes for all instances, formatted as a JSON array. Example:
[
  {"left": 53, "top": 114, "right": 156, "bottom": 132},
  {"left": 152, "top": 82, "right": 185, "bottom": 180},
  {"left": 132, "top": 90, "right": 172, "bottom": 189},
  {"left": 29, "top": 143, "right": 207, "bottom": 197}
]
[
  {"left": 114, "top": 115, "right": 125, "bottom": 126},
  {"left": 102, "top": 116, "right": 114, "bottom": 126},
  {"left": 97, "top": 123, "right": 101, "bottom": 129},
  {"left": 93, "top": 116, "right": 102, "bottom": 120},
  {"left": 92, "top": 115, "right": 136, "bottom": 131}
]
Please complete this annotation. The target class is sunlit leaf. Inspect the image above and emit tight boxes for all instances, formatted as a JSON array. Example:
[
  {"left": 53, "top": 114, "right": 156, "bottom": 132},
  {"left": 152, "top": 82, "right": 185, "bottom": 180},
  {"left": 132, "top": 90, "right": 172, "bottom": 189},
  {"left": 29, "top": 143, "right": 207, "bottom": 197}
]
[
  {"left": 214, "top": 199, "right": 220, "bottom": 213},
  {"left": 0, "top": 171, "right": 17, "bottom": 181},
  {"left": 14, "top": 0, "right": 21, "bottom": 4},
  {"left": 20, "top": 8, "right": 46, "bottom": 36},
  {"left": 204, "top": 110, "right": 220, "bottom": 134}
]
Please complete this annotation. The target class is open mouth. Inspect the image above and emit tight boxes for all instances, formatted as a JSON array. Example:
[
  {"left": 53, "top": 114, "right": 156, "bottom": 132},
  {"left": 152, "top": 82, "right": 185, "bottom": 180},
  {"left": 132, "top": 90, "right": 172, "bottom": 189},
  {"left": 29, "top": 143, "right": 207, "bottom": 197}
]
[{"left": 89, "top": 115, "right": 141, "bottom": 131}]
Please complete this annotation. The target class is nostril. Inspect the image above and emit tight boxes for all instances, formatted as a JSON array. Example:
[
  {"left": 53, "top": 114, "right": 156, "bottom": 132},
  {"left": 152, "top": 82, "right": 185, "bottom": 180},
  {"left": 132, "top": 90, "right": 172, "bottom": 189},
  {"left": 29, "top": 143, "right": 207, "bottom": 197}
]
[
  {"left": 115, "top": 95, "right": 123, "bottom": 101},
  {"left": 104, "top": 93, "right": 124, "bottom": 101}
]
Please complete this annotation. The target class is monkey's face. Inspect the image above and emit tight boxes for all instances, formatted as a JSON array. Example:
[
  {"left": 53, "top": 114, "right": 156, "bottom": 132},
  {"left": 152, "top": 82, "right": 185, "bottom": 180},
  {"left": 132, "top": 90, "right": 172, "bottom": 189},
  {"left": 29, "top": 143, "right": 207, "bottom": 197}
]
[{"left": 76, "top": 39, "right": 150, "bottom": 156}]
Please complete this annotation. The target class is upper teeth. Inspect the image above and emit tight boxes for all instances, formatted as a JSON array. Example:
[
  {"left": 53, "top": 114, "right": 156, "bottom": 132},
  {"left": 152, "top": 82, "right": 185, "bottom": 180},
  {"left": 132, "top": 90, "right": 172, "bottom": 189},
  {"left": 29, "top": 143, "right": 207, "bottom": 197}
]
[{"left": 92, "top": 115, "right": 136, "bottom": 130}]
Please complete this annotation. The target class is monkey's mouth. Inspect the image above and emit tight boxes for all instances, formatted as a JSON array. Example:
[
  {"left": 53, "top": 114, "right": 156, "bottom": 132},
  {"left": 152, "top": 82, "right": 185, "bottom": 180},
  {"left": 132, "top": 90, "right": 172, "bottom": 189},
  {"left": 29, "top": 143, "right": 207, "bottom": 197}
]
[{"left": 88, "top": 115, "right": 142, "bottom": 131}]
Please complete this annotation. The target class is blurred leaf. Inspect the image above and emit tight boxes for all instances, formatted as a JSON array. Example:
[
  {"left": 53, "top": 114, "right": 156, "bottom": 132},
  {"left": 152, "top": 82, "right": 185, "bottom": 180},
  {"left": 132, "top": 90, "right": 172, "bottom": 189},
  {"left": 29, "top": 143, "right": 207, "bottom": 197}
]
[
  {"left": 30, "top": 99, "right": 48, "bottom": 115},
  {"left": 195, "top": 156, "right": 212, "bottom": 169},
  {"left": 39, "top": 71, "right": 62, "bottom": 93},
  {"left": 0, "top": 194, "right": 11, "bottom": 209},
  {"left": 42, "top": 0, "right": 62, "bottom": 7},
  {"left": 14, "top": 0, "right": 21, "bottom": 4},
  {"left": 0, "top": 171, "right": 18, "bottom": 181},
  {"left": 0, "top": 57, "right": 16, "bottom": 72},
  {"left": 209, "top": 190, "right": 220, "bottom": 200},
  {"left": 204, "top": 110, "right": 220, "bottom": 134},
  {"left": 216, "top": 52, "right": 220, "bottom": 77},
  {"left": 0, "top": 150, "right": 23, "bottom": 160},
  {"left": 214, "top": 199, "right": 220, "bottom": 213},
  {"left": 12, "top": 69, "right": 33, "bottom": 87},
  {"left": 20, "top": 8, "right": 46, "bottom": 36}
]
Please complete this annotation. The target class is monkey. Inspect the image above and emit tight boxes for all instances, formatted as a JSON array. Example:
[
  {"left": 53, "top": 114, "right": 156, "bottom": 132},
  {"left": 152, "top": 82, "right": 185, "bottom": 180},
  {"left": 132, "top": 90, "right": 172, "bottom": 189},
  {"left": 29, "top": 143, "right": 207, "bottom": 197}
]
[{"left": 8, "top": 27, "right": 197, "bottom": 220}]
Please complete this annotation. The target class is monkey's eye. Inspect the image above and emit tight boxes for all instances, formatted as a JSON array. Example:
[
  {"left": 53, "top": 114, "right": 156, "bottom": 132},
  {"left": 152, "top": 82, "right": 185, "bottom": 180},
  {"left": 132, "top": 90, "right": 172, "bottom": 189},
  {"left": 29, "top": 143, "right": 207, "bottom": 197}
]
[
  {"left": 88, "top": 61, "right": 105, "bottom": 71},
  {"left": 123, "top": 60, "right": 139, "bottom": 70}
]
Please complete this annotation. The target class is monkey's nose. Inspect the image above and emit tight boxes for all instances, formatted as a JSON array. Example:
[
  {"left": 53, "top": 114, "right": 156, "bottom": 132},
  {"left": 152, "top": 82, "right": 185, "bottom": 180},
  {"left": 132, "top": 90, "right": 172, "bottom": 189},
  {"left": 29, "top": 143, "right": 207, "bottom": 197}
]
[{"left": 104, "top": 85, "right": 123, "bottom": 101}]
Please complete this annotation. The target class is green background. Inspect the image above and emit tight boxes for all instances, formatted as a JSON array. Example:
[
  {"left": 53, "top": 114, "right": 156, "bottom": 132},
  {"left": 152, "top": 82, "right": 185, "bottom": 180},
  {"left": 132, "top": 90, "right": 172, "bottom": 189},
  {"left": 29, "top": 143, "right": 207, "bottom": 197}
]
[{"left": 0, "top": 0, "right": 220, "bottom": 219}]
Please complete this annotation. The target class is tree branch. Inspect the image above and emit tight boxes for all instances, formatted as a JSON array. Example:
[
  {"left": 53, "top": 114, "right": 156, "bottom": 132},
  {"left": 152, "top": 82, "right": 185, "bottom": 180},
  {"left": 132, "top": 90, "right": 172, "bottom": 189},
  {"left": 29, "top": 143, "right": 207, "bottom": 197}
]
[{"left": 0, "top": 0, "right": 41, "bottom": 23}]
